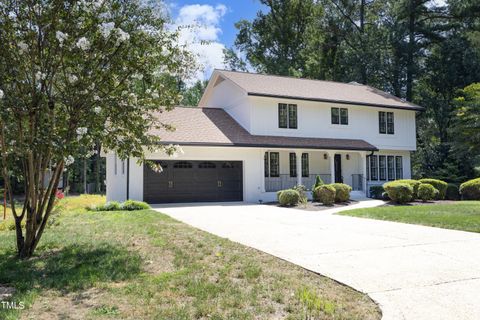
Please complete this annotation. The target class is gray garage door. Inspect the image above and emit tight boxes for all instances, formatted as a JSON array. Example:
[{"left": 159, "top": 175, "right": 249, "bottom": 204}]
[{"left": 143, "top": 160, "right": 243, "bottom": 203}]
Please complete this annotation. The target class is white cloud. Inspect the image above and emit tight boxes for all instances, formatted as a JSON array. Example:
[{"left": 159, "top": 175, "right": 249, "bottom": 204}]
[{"left": 173, "top": 4, "right": 228, "bottom": 83}]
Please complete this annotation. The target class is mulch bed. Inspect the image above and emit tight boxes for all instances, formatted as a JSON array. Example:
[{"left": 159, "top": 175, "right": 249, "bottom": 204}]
[{"left": 265, "top": 200, "right": 358, "bottom": 211}]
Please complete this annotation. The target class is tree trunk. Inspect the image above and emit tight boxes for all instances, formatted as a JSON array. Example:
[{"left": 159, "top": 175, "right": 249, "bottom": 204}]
[{"left": 83, "top": 158, "right": 87, "bottom": 194}]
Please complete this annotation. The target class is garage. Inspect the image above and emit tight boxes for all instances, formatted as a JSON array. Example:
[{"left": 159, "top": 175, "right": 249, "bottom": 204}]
[{"left": 143, "top": 160, "right": 243, "bottom": 203}]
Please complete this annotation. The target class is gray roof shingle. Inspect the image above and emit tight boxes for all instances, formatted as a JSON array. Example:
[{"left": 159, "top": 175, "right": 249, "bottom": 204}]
[
  {"left": 152, "top": 107, "right": 377, "bottom": 151},
  {"left": 214, "top": 70, "right": 424, "bottom": 111}
]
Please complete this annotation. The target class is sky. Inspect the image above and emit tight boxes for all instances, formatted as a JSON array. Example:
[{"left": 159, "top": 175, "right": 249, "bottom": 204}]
[{"left": 167, "top": 0, "right": 265, "bottom": 82}]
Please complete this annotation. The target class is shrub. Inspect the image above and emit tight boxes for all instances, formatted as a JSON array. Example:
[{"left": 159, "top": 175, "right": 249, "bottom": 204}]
[
  {"left": 120, "top": 200, "right": 151, "bottom": 211},
  {"left": 90, "top": 201, "right": 121, "bottom": 211},
  {"left": 395, "top": 179, "right": 421, "bottom": 200},
  {"left": 419, "top": 179, "right": 448, "bottom": 200},
  {"left": 330, "top": 183, "right": 352, "bottom": 202},
  {"left": 278, "top": 189, "right": 300, "bottom": 206},
  {"left": 314, "top": 185, "right": 336, "bottom": 206},
  {"left": 460, "top": 178, "right": 480, "bottom": 200},
  {"left": 417, "top": 183, "right": 437, "bottom": 202},
  {"left": 446, "top": 183, "right": 460, "bottom": 200},
  {"left": 293, "top": 184, "right": 307, "bottom": 200},
  {"left": 383, "top": 181, "right": 413, "bottom": 204},
  {"left": 369, "top": 186, "right": 384, "bottom": 199},
  {"left": 311, "top": 176, "right": 324, "bottom": 201}
]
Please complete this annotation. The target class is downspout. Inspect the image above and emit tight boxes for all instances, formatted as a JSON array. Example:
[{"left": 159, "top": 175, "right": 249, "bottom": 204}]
[{"left": 126, "top": 158, "right": 130, "bottom": 200}]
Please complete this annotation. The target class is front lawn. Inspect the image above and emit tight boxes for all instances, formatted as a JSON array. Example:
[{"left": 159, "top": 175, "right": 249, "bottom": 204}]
[
  {"left": 339, "top": 201, "right": 480, "bottom": 233},
  {"left": 0, "top": 195, "right": 380, "bottom": 320}
]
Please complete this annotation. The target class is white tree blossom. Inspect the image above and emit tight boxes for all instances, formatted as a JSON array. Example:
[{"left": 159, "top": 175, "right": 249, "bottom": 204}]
[
  {"left": 18, "top": 41, "right": 28, "bottom": 52},
  {"left": 76, "top": 127, "right": 88, "bottom": 135},
  {"left": 68, "top": 74, "right": 78, "bottom": 83},
  {"left": 116, "top": 28, "right": 130, "bottom": 44},
  {"left": 0, "top": 89, "right": 4, "bottom": 99},
  {"left": 100, "top": 22, "right": 115, "bottom": 38},
  {"left": 94, "top": 106, "right": 102, "bottom": 113},
  {"left": 55, "top": 31, "right": 68, "bottom": 46},
  {"left": 64, "top": 155, "right": 75, "bottom": 166},
  {"left": 76, "top": 37, "right": 90, "bottom": 50}
]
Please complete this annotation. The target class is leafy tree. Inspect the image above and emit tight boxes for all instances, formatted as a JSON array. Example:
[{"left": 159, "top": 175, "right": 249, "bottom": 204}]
[
  {"left": 453, "top": 83, "right": 480, "bottom": 159},
  {"left": 0, "top": 0, "right": 194, "bottom": 258},
  {"left": 181, "top": 80, "right": 208, "bottom": 107}
]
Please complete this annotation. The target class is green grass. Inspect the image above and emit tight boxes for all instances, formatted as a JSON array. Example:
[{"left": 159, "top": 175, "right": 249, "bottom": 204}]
[
  {"left": 0, "top": 195, "right": 380, "bottom": 320},
  {"left": 339, "top": 201, "right": 480, "bottom": 232}
]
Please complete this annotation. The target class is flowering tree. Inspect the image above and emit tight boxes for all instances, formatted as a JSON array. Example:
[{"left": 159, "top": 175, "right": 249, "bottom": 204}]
[{"left": 0, "top": 0, "right": 195, "bottom": 258}]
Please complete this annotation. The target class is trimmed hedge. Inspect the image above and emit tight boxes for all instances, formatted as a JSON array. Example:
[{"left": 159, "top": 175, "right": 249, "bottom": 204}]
[
  {"left": 460, "top": 178, "right": 480, "bottom": 200},
  {"left": 395, "top": 179, "right": 421, "bottom": 200},
  {"left": 446, "top": 183, "right": 460, "bottom": 200},
  {"left": 277, "top": 189, "right": 300, "bottom": 206},
  {"left": 314, "top": 185, "right": 336, "bottom": 206},
  {"left": 311, "top": 176, "right": 325, "bottom": 201},
  {"left": 369, "top": 185, "right": 384, "bottom": 199},
  {"left": 419, "top": 178, "right": 448, "bottom": 200},
  {"left": 418, "top": 183, "right": 437, "bottom": 202},
  {"left": 331, "top": 183, "right": 352, "bottom": 202},
  {"left": 120, "top": 200, "right": 150, "bottom": 211},
  {"left": 91, "top": 201, "right": 121, "bottom": 211},
  {"left": 383, "top": 181, "right": 413, "bottom": 204}
]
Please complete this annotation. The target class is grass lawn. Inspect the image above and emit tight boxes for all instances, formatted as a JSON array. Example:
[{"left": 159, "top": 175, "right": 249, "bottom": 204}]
[
  {"left": 339, "top": 201, "right": 480, "bottom": 233},
  {"left": 0, "top": 195, "right": 380, "bottom": 320}
]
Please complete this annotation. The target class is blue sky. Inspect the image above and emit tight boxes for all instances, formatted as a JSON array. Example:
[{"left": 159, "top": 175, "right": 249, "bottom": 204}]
[{"left": 167, "top": 0, "right": 266, "bottom": 81}]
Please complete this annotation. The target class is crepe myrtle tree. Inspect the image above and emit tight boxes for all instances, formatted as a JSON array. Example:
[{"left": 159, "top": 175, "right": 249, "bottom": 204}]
[{"left": 0, "top": 0, "right": 195, "bottom": 258}]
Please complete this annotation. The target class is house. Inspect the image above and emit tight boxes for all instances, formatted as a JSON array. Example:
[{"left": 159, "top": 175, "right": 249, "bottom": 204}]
[{"left": 106, "top": 70, "right": 423, "bottom": 203}]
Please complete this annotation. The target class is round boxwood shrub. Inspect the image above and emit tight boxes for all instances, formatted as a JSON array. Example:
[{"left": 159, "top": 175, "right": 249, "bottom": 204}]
[
  {"left": 383, "top": 181, "right": 413, "bottom": 204},
  {"left": 314, "top": 185, "right": 336, "bottom": 206},
  {"left": 278, "top": 189, "right": 300, "bottom": 206},
  {"left": 394, "top": 179, "right": 420, "bottom": 200},
  {"left": 460, "top": 178, "right": 480, "bottom": 200},
  {"left": 419, "top": 178, "right": 448, "bottom": 200},
  {"left": 120, "top": 200, "right": 151, "bottom": 211},
  {"left": 446, "top": 183, "right": 460, "bottom": 200},
  {"left": 330, "top": 183, "right": 352, "bottom": 202},
  {"left": 417, "top": 183, "right": 437, "bottom": 202},
  {"left": 369, "top": 185, "right": 384, "bottom": 199}
]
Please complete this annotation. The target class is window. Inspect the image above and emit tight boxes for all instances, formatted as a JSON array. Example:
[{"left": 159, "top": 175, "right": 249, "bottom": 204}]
[
  {"left": 387, "top": 156, "right": 395, "bottom": 180},
  {"left": 379, "top": 111, "right": 394, "bottom": 134},
  {"left": 174, "top": 161, "right": 193, "bottom": 168},
  {"left": 222, "top": 162, "right": 234, "bottom": 169},
  {"left": 269, "top": 152, "right": 280, "bottom": 177},
  {"left": 289, "top": 153, "right": 297, "bottom": 177},
  {"left": 331, "top": 107, "right": 348, "bottom": 125},
  {"left": 198, "top": 162, "right": 216, "bottom": 168},
  {"left": 379, "top": 156, "right": 386, "bottom": 181},
  {"left": 395, "top": 156, "right": 403, "bottom": 179},
  {"left": 301, "top": 153, "right": 309, "bottom": 177},
  {"left": 387, "top": 112, "right": 394, "bottom": 134},
  {"left": 370, "top": 155, "right": 378, "bottom": 180},
  {"left": 278, "top": 103, "right": 297, "bottom": 129},
  {"left": 264, "top": 152, "right": 269, "bottom": 177}
]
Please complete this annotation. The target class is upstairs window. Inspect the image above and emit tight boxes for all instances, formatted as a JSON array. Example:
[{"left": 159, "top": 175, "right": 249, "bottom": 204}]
[
  {"left": 301, "top": 153, "right": 309, "bottom": 177},
  {"left": 278, "top": 103, "right": 297, "bottom": 129},
  {"left": 331, "top": 107, "right": 348, "bottom": 125},
  {"left": 379, "top": 111, "right": 394, "bottom": 134}
]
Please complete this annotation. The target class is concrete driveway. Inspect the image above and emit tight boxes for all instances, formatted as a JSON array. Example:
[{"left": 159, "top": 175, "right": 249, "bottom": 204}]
[{"left": 153, "top": 201, "right": 480, "bottom": 320}]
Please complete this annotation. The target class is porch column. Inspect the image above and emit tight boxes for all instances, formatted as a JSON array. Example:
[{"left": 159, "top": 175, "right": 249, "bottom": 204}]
[
  {"left": 296, "top": 150, "right": 302, "bottom": 186},
  {"left": 260, "top": 149, "right": 266, "bottom": 192},
  {"left": 328, "top": 151, "right": 335, "bottom": 184},
  {"left": 360, "top": 151, "right": 367, "bottom": 193}
]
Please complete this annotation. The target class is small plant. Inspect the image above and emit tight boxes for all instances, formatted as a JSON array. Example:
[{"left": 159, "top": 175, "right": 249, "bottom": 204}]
[
  {"left": 278, "top": 189, "right": 300, "bottom": 206},
  {"left": 330, "top": 183, "right": 352, "bottom": 202},
  {"left": 120, "top": 200, "right": 150, "bottom": 211},
  {"left": 88, "top": 201, "right": 121, "bottom": 211},
  {"left": 419, "top": 178, "right": 448, "bottom": 199},
  {"left": 311, "top": 176, "right": 324, "bottom": 201},
  {"left": 369, "top": 185, "right": 384, "bottom": 199},
  {"left": 293, "top": 184, "right": 308, "bottom": 205},
  {"left": 383, "top": 181, "right": 413, "bottom": 204},
  {"left": 314, "top": 185, "right": 336, "bottom": 206},
  {"left": 418, "top": 183, "right": 437, "bottom": 202},
  {"left": 460, "top": 178, "right": 480, "bottom": 200},
  {"left": 296, "top": 287, "right": 336, "bottom": 318},
  {"left": 446, "top": 183, "right": 460, "bottom": 200}
]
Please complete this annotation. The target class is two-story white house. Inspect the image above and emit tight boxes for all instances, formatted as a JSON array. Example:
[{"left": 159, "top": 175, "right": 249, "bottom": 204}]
[{"left": 106, "top": 70, "right": 423, "bottom": 203}]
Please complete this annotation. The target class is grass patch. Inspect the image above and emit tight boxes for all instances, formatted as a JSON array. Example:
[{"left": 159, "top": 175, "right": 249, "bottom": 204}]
[
  {"left": 0, "top": 195, "right": 380, "bottom": 319},
  {"left": 339, "top": 201, "right": 480, "bottom": 232}
]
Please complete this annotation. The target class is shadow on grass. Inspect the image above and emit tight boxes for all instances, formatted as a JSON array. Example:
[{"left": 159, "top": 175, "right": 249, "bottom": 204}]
[{"left": 0, "top": 243, "right": 142, "bottom": 294}]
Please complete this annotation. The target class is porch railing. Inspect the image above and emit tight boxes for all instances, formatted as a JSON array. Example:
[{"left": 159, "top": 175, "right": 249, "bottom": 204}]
[{"left": 265, "top": 174, "right": 331, "bottom": 192}]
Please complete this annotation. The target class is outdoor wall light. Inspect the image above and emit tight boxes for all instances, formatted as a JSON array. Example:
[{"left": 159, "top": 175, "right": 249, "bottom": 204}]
[
  {"left": 346, "top": 154, "right": 350, "bottom": 160},
  {"left": 324, "top": 153, "right": 328, "bottom": 160}
]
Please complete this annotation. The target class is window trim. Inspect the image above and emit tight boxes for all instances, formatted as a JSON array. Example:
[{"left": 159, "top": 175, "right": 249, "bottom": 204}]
[
  {"left": 278, "top": 103, "right": 297, "bottom": 129},
  {"left": 289, "top": 153, "right": 297, "bottom": 177},
  {"left": 301, "top": 153, "right": 309, "bottom": 177},
  {"left": 331, "top": 107, "right": 348, "bottom": 125}
]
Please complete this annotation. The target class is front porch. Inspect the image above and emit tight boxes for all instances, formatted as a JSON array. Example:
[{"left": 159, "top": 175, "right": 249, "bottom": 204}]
[{"left": 262, "top": 150, "right": 367, "bottom": 193}]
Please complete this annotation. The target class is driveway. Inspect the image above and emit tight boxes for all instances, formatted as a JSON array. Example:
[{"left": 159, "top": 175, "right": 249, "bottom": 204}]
[{"left": 153, "top": 201, "right": 480, "bottom": 320}]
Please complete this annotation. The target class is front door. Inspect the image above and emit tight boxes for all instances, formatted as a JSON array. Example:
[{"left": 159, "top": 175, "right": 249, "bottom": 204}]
[{"left": 334, "top": 154, "right": 343, "bottom": 183}]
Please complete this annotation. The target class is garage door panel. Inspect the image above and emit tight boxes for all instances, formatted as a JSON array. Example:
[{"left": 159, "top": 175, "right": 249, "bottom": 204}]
[{"left": 143, "top": 160, "right": 243, "bottom": 203}]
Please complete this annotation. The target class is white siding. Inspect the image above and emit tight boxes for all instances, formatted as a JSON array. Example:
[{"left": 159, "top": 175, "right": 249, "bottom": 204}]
[
  {"left": 249, "top": 96, "right": 417, "bottom": 151},
  {"left": 106, "top": 153, "right": 127, "bottom": 202}
]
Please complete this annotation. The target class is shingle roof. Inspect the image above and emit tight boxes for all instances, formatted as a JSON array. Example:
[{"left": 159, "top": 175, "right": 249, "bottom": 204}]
[
  {"left": 214, "top": 70, "right": 424, "bottom": 111},
  {"left": 152, "top": 107, "right": 377, "bottom": 151}
]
